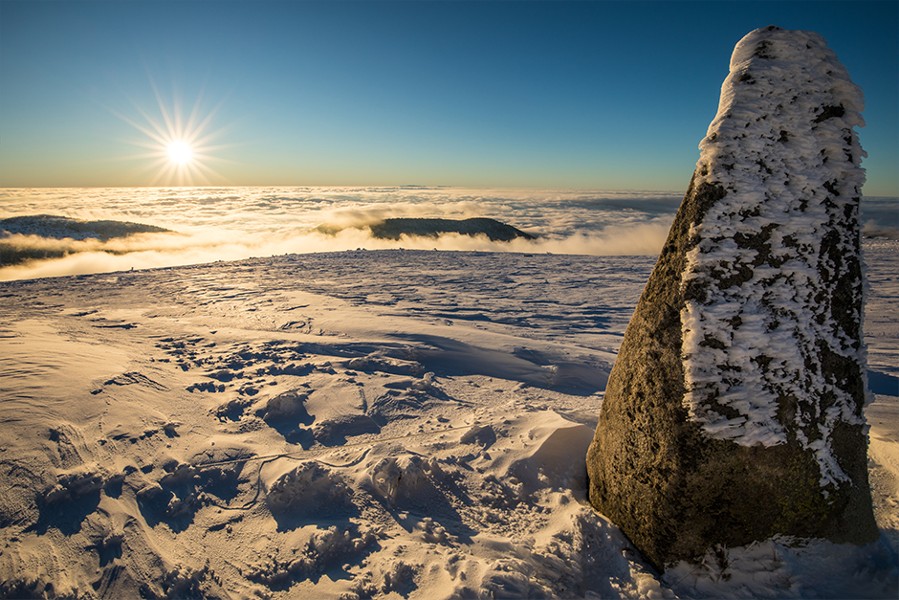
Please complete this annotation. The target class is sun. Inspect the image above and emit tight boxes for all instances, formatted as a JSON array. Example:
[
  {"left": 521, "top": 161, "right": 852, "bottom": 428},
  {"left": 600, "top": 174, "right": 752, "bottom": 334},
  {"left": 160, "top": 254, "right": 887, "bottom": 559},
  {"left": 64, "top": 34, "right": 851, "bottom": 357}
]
[
  {"left": 166, "top": 140, "right": 194, "bottom": 166},
  {"left": 113, "top": 81, "right": 231, "bottom": 185}
]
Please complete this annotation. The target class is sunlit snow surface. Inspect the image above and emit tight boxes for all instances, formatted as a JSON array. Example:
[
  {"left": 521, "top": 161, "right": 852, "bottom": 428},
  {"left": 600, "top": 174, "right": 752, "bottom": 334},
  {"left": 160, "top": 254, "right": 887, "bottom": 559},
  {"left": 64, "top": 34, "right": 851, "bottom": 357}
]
[{"left": 0, "top": 240, "right": 896, "bottom": 597}]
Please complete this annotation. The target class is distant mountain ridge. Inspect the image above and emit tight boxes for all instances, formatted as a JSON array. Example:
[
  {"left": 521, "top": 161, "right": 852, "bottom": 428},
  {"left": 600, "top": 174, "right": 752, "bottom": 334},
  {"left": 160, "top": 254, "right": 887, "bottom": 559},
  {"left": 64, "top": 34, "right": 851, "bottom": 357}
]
[
  {"left": 0, "top": 214, "right": 170, "bottom": 241},
  {"left": 369, "top": 217, "right": 535, "bottom": 242},
  {"left": 0, "top": 215, "right": 172, "bottom": 267}
]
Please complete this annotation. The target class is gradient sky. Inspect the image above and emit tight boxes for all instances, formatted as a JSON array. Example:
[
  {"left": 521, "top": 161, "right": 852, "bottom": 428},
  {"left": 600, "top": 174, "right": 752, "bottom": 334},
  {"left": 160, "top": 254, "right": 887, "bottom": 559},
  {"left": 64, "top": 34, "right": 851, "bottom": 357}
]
[{"left": 1, "top": 1, "right": 896, "bottom": 194}]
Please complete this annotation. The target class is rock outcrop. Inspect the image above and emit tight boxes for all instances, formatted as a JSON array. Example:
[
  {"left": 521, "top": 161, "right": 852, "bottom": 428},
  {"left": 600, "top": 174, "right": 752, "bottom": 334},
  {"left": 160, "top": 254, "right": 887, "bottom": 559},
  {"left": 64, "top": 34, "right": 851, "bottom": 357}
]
[{"left": 586, "top": 26, "right": 878, "bottom": 569}]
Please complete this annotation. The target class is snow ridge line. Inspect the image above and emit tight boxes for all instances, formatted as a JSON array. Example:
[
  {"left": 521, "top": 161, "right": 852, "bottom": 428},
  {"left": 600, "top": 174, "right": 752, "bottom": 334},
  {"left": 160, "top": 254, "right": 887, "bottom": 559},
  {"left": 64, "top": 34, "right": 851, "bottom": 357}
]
[{"left": 195, "top": 422, "right": 485, "bottom": 470}]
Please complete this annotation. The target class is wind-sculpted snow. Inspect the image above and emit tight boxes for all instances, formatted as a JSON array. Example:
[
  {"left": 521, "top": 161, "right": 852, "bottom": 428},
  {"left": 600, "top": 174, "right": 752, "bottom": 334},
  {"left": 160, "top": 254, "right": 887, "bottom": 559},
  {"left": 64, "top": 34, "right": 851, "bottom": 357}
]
[{"left": 0, "top": 245, "right": 895, "bottom": 597}]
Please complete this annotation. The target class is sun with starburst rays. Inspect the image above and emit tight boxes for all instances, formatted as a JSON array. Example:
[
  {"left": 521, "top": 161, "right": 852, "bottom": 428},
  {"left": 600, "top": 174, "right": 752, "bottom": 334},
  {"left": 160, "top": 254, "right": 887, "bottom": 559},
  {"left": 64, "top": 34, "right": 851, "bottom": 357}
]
[
  {"left": 114, "top": 82, "right": 232, "bottom": 186},
  {"left": 166, "top": 139, "right": 194, "bottom": 167}
]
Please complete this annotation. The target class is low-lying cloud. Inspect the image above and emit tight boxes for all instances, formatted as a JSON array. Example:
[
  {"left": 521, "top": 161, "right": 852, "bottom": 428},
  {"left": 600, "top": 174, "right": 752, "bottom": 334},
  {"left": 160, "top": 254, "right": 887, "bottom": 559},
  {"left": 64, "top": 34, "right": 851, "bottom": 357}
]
[
  {"left": 4, "top": 186, "right": 890, "bottom": 282},
  {"left": 0, "top": 219, "right": 673, "bottom": 281}
]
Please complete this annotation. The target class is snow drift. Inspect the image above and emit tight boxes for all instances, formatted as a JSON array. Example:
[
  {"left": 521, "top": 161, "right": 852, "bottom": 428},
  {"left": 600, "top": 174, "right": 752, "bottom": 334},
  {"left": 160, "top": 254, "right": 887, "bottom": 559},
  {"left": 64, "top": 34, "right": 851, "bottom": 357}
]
[{"left": 0, "top": 246, "right": 895, "bottom": 597}]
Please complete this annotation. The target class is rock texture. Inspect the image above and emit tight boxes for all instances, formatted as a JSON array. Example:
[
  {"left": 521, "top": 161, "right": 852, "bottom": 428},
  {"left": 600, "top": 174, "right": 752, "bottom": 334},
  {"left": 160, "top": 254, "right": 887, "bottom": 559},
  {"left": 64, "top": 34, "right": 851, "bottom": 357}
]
[{"left": 586, "top": 26, "right": 878, "bottom": 569}]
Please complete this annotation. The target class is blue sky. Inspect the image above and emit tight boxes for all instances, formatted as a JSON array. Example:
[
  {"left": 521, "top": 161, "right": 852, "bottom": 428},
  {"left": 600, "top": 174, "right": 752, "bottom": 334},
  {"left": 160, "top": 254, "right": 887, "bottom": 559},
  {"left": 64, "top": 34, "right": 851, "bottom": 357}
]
[{"left": 1, "top": 1, "right": 896, "bottom": 194}]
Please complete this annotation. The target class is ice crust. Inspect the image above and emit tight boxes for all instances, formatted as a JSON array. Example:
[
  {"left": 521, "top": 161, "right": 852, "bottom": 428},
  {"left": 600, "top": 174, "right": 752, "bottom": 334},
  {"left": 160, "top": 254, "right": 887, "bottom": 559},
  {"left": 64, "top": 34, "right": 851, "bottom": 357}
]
[{"left": 680, "top": 27, "right": 867, "bottom": 485}]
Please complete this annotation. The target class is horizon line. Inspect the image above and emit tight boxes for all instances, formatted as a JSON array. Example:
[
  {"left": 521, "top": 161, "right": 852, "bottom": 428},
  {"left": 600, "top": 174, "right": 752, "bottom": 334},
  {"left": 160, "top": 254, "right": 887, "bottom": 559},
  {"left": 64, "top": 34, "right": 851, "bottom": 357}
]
[{"left": 0, "top": 183, "right": 688, "bottom": 194}]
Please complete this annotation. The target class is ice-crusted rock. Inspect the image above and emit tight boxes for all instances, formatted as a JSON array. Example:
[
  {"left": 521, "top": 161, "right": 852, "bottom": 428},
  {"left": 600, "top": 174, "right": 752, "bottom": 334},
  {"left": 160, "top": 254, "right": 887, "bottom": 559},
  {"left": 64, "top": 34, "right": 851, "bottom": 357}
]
[{"left": 586, "top": 26, "right": 878, "bottom": 569}]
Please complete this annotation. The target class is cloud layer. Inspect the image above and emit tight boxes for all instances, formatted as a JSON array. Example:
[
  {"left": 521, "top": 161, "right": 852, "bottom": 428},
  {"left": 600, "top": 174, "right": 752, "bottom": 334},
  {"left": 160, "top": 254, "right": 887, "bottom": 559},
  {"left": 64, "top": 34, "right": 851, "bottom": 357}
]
[{"left": 1, "top": 186, "right": 892, "bottom": 281}]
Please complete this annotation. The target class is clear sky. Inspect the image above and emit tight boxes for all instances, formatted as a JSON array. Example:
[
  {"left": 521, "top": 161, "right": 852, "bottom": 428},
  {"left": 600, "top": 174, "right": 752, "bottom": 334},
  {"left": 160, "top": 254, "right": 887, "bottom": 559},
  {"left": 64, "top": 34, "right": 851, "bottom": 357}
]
[{"left": 1, "top": 1, "right": 896, "bottom": 194}]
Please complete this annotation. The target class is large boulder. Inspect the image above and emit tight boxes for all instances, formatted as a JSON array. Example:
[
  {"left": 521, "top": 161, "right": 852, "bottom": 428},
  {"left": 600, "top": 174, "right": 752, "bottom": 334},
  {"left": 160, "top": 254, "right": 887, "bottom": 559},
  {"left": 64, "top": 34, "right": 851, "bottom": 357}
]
[{"left": 586, "top": 26, "right": 878, "bottom": 570}]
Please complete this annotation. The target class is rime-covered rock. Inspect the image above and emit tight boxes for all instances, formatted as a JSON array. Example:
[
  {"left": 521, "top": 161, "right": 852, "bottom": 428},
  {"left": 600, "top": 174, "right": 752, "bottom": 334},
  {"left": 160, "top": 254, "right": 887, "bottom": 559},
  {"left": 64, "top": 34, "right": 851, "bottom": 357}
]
[{"left": 585, "top": 26, "right": 878, "bottom": 569}]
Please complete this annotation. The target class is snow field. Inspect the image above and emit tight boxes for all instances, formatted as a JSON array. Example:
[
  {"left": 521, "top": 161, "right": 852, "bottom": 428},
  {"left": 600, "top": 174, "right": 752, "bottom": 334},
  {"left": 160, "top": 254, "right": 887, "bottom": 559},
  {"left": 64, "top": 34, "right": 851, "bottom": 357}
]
[{"left": 0, "top": 246, "right": 895, "bottom": 597}]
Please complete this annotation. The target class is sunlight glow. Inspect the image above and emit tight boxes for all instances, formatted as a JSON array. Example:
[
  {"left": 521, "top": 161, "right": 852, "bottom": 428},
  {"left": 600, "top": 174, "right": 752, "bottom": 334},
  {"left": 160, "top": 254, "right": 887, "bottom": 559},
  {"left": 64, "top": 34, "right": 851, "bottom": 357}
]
[
  {"left": 166, "top": 140, "right": 194, "bottom": 166},
  {"left": 113, "top": 80, "right": 233, "bottom": 186}
]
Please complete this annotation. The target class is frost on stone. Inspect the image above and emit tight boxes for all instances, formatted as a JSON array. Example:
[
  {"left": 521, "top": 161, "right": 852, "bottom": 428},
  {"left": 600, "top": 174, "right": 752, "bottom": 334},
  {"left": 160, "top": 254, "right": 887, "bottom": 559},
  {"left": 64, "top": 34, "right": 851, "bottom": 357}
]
[{"left": 679, "top": 26, "right": 868, "bottom": 487}]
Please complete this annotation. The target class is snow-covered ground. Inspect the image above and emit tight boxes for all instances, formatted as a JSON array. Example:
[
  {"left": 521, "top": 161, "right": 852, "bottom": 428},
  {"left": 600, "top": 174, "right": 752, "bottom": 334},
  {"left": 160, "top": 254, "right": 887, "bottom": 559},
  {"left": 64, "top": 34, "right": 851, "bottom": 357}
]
[{"left": 0, "top": 242, "right": 895, "bottom": 598}]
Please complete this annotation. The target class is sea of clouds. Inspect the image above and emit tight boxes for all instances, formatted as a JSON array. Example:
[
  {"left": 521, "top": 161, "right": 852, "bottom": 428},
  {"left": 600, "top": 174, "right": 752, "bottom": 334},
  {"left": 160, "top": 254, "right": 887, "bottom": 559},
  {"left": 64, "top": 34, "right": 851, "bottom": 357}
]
[{"left": 0, "top": 186, "right": 895, "bottom": 281}]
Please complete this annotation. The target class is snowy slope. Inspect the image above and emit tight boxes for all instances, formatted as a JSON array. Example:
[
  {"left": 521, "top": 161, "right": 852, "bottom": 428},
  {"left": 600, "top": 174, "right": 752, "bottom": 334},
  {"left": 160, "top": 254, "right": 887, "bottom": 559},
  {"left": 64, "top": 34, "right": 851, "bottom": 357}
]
[{"left": 0, "top": 246, "right": 895, "bottom": 598}]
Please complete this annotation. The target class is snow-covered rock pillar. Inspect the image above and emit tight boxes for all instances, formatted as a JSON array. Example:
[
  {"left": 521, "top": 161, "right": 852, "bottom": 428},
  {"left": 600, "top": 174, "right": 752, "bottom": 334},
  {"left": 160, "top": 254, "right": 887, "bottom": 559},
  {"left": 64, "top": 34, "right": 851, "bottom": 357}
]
[{"left": 585, "top": 26, "right": 878, "bottom": 569}]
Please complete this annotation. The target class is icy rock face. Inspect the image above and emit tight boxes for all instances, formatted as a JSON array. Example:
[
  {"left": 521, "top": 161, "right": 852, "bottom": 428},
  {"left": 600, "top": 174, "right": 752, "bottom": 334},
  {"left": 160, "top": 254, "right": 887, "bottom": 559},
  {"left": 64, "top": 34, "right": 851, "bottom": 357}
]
[{"left": 586, "top": 26, "right": 878, "bottom": 569}]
